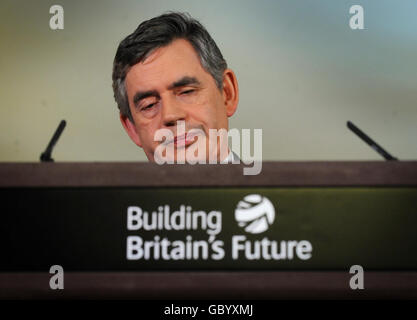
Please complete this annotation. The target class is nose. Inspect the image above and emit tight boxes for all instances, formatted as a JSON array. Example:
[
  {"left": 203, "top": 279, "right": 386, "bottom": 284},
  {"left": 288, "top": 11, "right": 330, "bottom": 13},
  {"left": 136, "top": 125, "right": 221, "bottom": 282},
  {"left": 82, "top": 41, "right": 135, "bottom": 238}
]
[{"left": 161, "top": 95, "right": 187, "bottom": 127}]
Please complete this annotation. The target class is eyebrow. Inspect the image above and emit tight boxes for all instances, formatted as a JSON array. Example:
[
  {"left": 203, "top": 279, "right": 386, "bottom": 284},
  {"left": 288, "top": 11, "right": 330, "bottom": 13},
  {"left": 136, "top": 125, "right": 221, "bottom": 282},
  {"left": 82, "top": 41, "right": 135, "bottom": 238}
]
[
  {"left": 133, "top": 90, "right": 160, "bottom": 107},
  {"left": 167, "top": 76, "right": 201, "bottom": 90},
  {"left": 132, "top": 76, "right": 201, "bottom": 108}
]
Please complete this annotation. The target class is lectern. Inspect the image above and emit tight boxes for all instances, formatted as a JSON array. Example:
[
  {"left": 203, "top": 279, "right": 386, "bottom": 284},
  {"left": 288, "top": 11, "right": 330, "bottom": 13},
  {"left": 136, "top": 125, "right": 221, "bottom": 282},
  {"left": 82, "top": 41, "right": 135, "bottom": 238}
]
[{"left": 1, "top": 162, "right": 416, "bottom": 299}]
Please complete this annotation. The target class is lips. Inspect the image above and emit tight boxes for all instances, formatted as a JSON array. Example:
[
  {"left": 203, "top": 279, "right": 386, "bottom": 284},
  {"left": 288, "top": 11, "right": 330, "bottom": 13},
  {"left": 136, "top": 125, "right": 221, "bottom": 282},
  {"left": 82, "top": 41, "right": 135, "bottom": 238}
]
[{"left": 174, "top": 132, "right": 197, "bottom": 147}]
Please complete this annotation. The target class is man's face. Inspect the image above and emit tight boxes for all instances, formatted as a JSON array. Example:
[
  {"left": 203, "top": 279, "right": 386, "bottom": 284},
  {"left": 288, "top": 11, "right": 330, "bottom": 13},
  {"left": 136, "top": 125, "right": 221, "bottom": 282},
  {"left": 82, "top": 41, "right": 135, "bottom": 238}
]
[{"left": 121, "top": 38, "right": 238, "bottom": 162}]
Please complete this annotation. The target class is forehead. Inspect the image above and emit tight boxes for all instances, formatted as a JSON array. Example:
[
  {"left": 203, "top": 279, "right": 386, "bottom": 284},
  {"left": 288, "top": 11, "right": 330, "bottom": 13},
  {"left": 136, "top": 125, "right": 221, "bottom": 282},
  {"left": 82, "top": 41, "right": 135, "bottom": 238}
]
[{"left": 125, "top": 39, "right": 210, "bottom": 92}]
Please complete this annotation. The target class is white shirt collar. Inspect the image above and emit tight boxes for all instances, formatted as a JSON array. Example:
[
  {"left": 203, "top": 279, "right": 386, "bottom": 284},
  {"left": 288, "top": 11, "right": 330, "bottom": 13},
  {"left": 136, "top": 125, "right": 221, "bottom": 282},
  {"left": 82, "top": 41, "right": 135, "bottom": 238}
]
[{"left": 220, "top": 149, "right": 237, "bottom": 164}]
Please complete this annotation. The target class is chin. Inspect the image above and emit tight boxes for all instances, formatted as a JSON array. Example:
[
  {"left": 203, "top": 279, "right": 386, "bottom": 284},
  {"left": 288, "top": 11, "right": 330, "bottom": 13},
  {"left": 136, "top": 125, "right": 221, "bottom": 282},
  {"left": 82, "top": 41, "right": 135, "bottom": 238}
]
[{"left": 143, "top": 150, "right": 156, "bottom": 162}]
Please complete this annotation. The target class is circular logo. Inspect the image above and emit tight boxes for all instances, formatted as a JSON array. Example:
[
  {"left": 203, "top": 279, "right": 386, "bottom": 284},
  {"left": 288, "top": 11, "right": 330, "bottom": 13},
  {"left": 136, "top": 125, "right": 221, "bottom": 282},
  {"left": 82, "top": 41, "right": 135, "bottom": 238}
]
[{"left": 234, "top": 194, "right": 276, "bottom": 234}]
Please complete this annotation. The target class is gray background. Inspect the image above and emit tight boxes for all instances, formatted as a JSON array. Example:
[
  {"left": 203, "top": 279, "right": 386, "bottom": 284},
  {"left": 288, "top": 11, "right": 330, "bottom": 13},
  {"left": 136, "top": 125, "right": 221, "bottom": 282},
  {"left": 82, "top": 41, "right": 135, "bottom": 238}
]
[{"left": 1, "top": 0, "right": 416, "bottom": 162}]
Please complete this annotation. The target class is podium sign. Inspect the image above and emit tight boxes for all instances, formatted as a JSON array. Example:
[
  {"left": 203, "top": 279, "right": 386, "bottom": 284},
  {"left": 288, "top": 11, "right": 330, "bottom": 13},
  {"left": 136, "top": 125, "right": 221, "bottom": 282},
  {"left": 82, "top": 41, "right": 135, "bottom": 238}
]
[
  {"left": 1, "top": 162, "right": 416, "bottom": 271},
  {"left": 1, "top": 162, "right": 417, "bottom": 299}
]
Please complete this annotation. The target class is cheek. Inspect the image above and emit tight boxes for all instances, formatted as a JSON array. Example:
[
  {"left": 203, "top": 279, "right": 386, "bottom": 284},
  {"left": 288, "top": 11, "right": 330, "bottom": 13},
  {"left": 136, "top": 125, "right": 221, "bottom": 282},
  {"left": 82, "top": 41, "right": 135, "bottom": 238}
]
[
  {"left": 193, "top": 95, "right": 224, "bottom": 127},
  {"left": 137, "top": 122, "right": 159, "bottom": 148}
]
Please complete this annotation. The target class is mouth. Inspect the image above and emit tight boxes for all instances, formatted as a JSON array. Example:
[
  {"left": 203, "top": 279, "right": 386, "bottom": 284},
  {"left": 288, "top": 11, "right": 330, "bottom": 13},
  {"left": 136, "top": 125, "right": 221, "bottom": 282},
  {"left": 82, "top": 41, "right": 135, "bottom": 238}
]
[
  {"left": 164, "top": 131, "right": 199, "bottom": 148},
  {"left": 175, "top": 132, "right": 198, "bottom": 147}
]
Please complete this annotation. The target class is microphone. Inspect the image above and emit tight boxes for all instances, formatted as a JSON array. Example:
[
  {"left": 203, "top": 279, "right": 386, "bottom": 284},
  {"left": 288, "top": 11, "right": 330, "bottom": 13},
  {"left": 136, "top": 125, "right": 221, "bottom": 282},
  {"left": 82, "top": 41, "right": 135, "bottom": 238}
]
[
  {"left": 347, "top": 121, "right": 398, "bottom": 161},
  {"left": 40, "top": 120, "right": 67, "bottom": 162}
]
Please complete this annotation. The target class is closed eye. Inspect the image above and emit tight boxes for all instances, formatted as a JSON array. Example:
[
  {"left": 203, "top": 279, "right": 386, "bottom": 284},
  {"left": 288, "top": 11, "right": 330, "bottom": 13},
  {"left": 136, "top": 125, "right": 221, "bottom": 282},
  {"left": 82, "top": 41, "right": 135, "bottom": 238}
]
[
  {"left": 142, "top": 103, "right": 155, "bottom": 110},
  {"left": 180, "top": 89, "right": 195, "bottom": 95}
]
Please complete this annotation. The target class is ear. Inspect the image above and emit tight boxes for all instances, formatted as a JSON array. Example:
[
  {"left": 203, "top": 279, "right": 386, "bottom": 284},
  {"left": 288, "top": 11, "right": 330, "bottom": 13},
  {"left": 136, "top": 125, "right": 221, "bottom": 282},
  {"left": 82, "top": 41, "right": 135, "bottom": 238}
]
[
  {"left": 120, "top": 113, "right": 143, "bottom": 148},
  {"left": 222, "top": 69, "right": 239, "bottom": 117}
]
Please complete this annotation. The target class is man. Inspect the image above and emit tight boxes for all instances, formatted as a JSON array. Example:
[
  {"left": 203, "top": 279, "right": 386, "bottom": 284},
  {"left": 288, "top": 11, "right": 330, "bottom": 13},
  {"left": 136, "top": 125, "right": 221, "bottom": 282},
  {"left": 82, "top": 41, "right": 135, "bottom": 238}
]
[{"left": 112, "top": 12, "right": 239, "bottom": 164}]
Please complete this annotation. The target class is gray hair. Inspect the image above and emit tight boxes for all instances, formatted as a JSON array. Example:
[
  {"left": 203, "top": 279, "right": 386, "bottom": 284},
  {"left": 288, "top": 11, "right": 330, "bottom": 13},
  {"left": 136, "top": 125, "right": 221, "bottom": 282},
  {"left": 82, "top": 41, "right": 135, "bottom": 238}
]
[{"left": 112, "top": 12, "right": 228, "bottom": 122}]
